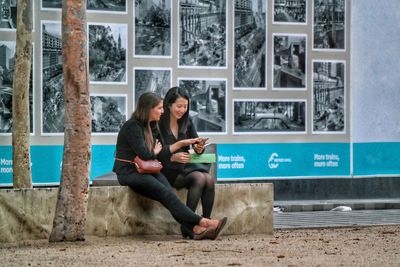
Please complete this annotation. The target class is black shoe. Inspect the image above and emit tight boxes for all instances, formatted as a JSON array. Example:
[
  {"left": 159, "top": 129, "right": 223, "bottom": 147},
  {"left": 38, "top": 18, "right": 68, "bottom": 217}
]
[{"left": 181, "top": 225, "right": 194, "bottom": 239}]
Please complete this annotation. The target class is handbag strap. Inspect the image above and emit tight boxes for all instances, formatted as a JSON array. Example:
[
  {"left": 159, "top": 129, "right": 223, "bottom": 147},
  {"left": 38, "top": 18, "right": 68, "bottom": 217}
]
[
  {"left": 115, "top": 157, "right": 134, "bottom": 164},
  {"left": 115, "top": 157, "right": 139, "bottom": 169},
  {"left": 114, "top": 158, "right": 139, "bottom": 169},
  {"left": 113, "top": 150, "right": 133, "bottom": 164}
]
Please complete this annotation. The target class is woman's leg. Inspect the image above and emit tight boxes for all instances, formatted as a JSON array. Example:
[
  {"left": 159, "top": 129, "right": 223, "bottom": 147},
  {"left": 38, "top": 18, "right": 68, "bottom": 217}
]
[
  {"left": 174, "top": 171, "right": 215, "bottom": 218},
  {"left": 174, "top": 171, "right": 205, "bottom": 213},
  {"left": 117, "top": 172, "right": 202, "bottom": 230},
  {"left": 173, "top": 171, "right": 207, "bottom": 238},
  {"left": 200, "top": 172, "right": 215, "bottom": 218}
]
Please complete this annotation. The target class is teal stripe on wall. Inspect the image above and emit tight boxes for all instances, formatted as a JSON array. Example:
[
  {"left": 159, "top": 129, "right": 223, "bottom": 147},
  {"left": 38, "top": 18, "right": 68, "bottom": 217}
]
[
  {"left": 353, "top": 142, "right": 400, "bottom": 176},
  {"left": 217, "top": 143, "right": 351, "bottom": 179}
]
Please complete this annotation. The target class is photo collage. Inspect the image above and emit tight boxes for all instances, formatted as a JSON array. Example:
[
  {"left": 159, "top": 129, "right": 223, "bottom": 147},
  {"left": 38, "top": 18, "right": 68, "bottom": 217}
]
[{"left": 0, "top": 0, "right": 348, "bottom": 137}]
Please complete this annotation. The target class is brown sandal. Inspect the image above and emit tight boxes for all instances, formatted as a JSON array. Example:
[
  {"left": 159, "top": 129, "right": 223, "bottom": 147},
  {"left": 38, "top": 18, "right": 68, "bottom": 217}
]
[
  {"left": 193, "top": 227, "right": 216, "bottom": 240},
  {"left": 209, "top": 217, "right": 228, "bottom": 240}
]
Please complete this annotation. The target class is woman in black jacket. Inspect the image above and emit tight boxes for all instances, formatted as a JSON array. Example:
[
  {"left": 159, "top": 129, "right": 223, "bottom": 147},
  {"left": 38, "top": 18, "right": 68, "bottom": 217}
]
[
  {"left": 158, "top": 87, "right": 216, "bottom": 239},
  {"left": 113, "top": 92, "right": 226, "bottom": 240}
]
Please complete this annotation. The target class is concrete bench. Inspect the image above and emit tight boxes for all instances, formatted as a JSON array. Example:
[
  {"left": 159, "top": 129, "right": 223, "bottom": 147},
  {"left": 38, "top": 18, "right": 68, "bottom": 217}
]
[{"left": 0, "top": 184, "right": 273, "bottom": 243}]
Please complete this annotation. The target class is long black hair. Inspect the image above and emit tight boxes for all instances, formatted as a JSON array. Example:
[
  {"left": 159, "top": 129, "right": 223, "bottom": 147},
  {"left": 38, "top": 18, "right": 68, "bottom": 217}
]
[
  {"left": 132, "top": 92, "right": 162, "bottom": 151},
  {"left": 159, "top": 86, "right": 190, "bottom": 136}
]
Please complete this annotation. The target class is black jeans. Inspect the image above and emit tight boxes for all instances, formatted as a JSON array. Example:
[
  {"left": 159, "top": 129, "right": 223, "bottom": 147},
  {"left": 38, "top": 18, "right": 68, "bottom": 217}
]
[{"left": 117, "top": 171, "right": 202, "bottom": 231}]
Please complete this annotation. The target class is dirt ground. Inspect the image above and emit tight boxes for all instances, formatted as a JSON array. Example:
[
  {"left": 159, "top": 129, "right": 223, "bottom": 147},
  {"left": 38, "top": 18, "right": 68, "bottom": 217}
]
[{"left": 1, "top": 225, "right": 399, "bottom": 267}]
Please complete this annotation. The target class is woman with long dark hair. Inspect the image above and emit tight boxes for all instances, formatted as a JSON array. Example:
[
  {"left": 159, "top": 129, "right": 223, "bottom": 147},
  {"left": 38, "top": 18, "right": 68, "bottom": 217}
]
[
  {"left": 113, "top": 92, "right": 226, "bottom": 240},
  {"left": 158, "top": 87, "right": 217, "bottom": 239}
]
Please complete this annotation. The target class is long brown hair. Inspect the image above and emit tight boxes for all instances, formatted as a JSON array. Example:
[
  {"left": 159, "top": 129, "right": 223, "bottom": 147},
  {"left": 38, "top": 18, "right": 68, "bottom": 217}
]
[{"left": 132, "top": 92, "right": 162, "bottom": 151}]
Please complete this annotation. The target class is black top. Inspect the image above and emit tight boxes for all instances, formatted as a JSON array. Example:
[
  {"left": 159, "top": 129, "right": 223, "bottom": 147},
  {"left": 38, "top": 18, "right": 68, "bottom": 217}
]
[
  {"left": 158, "top": 118, "right": 204, "bottom": 180},
  {"left": 113, "top": 117, "right": 171, "bottom": 175}
]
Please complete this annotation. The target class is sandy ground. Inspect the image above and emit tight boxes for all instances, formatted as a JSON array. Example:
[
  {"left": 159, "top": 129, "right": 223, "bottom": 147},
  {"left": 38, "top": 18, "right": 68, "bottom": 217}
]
[{"left": 1, "top": 225, "right": 399, "bottom": 267}]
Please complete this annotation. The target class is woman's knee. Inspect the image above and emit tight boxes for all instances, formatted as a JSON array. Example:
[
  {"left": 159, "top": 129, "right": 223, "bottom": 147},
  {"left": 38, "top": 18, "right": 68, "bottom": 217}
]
[
  {"left": 204, "top": 173, "right": 215, "bottom": 188},
  {"left": 191, "top": 171, "right": 207, "bottom": 186}
]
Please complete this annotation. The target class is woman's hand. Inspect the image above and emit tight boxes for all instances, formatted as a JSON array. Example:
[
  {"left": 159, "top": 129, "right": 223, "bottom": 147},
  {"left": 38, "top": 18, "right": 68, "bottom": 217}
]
[
  {"left": 169, "top": 138, "right": 203, "bottom": 154},
  {"left": 193, "top": 142, "right": 205, "bottom": 154},
  {"left": 178, "top": 138, "right": 202, "bottom": 148},
  {"left": 153, "top": 139, "right": 162, "bottom": 155},
  {"left": 171, "top": 152, "right": 191, "bottom": 163},
  {"left": 193, "top": 137, "right": 208, "bottom": 154}
]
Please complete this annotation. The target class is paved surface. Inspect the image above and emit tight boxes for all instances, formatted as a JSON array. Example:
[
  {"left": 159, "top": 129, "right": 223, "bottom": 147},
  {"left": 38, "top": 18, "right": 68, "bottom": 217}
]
[
  {"left": 2, "top": 225, "right": 400, "bottom": 266},
  {"left": 274, "top": 209, "right": 400, "bottom": 229},
  {"left": 274, "top": 198, "right": 400, "bottom": 212}
]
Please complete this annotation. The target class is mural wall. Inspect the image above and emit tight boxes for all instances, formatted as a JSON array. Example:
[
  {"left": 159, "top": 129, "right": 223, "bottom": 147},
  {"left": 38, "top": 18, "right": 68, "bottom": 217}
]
[{"left": 5, "top": 1, "right": 393, "bottom": 184}]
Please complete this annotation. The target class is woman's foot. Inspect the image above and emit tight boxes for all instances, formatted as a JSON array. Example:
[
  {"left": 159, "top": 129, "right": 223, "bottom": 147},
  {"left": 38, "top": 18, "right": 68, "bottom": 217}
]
[
  {"left": 193, "top": 226, "right": 216, "bottom": 240},
  {"left": 209, "top": 217, "right": 228, "bottom": 240},
  {"left": 199, "top": 218, "right": 221, "bottom": 228},
  {"left": 193, "top": 225, "right": 206, "bottom": 235},
  {"left": 197, "top": 217, "right": 228, "bottom": 240}
]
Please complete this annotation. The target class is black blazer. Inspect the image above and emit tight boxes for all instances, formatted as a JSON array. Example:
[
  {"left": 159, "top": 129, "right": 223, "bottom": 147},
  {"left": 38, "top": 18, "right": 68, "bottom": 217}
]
[
  {"left": 113, "top": 117, "right": 171, "bottom": 175},
  {"left": 158, "top": 118, "right": 204, "bottom": 179}
]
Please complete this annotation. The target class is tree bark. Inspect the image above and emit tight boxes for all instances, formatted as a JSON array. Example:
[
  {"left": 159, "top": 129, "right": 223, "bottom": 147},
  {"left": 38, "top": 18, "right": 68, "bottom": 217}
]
[
  {"left": 12, "top": 0, "right": 33, "bottom": 189},
  {"left": 49, "top": 0, "right": 91, "bottom": 242}
]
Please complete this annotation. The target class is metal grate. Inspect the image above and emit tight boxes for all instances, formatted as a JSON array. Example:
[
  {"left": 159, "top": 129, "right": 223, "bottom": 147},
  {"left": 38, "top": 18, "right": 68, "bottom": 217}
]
[{"left": 274, "top": 209, "right": 400, "bottom": 229}]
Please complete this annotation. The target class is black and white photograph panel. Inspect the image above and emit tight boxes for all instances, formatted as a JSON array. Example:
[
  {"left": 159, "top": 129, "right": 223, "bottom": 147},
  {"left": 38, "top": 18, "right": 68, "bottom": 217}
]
[
  {"left": 233, "top": 99, "right": 306, "bottom": 134},
  {"left": 88, "top": 23, "right": 127, "bottom": 84},
  {"left": 273, "top": 0, "right": 306, "bottom": 25},
  {"left": 133, "top": 67, "right": 171, "bottom": 106},
  {"left": 87, "top": 0, "right": 126, "bottom": 13},
  {"left": 273, "top": 34, "right": 306, "bottom": 90},
  {"left": 0, "top": 41, "right": 34, "bottom": 134},
  {"left": 178, "top": 78, "right": 226, "bottom": 134},
  {"left": 91, "top": 94, "right": 127, "bottom": 134},
  {"left": 0, "top": 0, "right": 17, "bottom": 31},
  {"left": 313, "top": 0, "right": 345, "bottom": 50},
  {"left": 41, "top": 21, "right": 64, "bottom": 135},
  {"left": 134, "top": 0, "right": 171, "bottom": 57},
  {"left": 313, "top": 60, "right": 345, "bottom": 133},
  {"left": 42, "top": 0, "right": 126, "bottom": 12},
  {"left": 179, "top": 0, "right": 227, "bottom": 68},
  {"left": 233, "top": 0, "right": 266, "bottom": 89},
  {"left": 41, "top": 0, "right": 61, "bottom": 10}
]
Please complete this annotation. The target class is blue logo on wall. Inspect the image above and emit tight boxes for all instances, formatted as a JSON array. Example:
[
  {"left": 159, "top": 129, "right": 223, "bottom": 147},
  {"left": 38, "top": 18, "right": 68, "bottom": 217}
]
[{"left": 267, "top": 153, "right": 292, "bottom": 169}]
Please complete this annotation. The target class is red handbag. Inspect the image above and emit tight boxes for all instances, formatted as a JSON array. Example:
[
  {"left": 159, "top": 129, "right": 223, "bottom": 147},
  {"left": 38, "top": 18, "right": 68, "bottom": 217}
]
[
  {"left": 115, "top": 156, "right": 163, "bottom": 174},
  {"left": 133, "top": 156, "right": 163, "bottom": 174}
]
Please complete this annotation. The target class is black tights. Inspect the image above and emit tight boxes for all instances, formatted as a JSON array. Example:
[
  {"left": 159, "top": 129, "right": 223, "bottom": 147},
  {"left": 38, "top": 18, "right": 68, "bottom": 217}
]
[{"left": 173, "top": 171, "right": 215, "bottom": 218}]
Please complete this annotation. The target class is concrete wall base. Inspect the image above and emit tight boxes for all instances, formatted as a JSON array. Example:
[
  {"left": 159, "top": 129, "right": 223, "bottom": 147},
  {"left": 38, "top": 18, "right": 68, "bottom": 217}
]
[{"left": 0, "top": 183, "right": 273, "bottom": 242}]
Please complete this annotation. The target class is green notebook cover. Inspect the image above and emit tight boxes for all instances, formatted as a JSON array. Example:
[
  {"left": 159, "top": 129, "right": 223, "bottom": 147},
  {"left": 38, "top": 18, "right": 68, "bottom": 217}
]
[{"left": 189, "top": 153, "right": 216, "bottom": 163}]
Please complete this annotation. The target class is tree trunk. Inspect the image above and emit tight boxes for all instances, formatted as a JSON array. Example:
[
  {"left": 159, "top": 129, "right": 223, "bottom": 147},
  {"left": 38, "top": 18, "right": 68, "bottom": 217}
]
[
  {"left": 12, "top": 0, "right": 33, "bottom": 189},
  {"left": 49, "top": 0, "right": 91, "bottom": 242}
]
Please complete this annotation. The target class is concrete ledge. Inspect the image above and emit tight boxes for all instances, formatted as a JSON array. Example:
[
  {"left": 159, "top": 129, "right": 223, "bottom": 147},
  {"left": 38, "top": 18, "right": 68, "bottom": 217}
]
[{"left": 0, "top": 183, "right": 273, "bottom": 242}]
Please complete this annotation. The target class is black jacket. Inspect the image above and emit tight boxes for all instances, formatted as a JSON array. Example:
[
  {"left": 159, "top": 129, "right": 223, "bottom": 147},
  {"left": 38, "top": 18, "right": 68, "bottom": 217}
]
[
  {"left": 158, "top": 118, "right": 206, "bottom": 180},
  {"left": 113, "top": 117, "right": 171, "bottom": 175}
]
